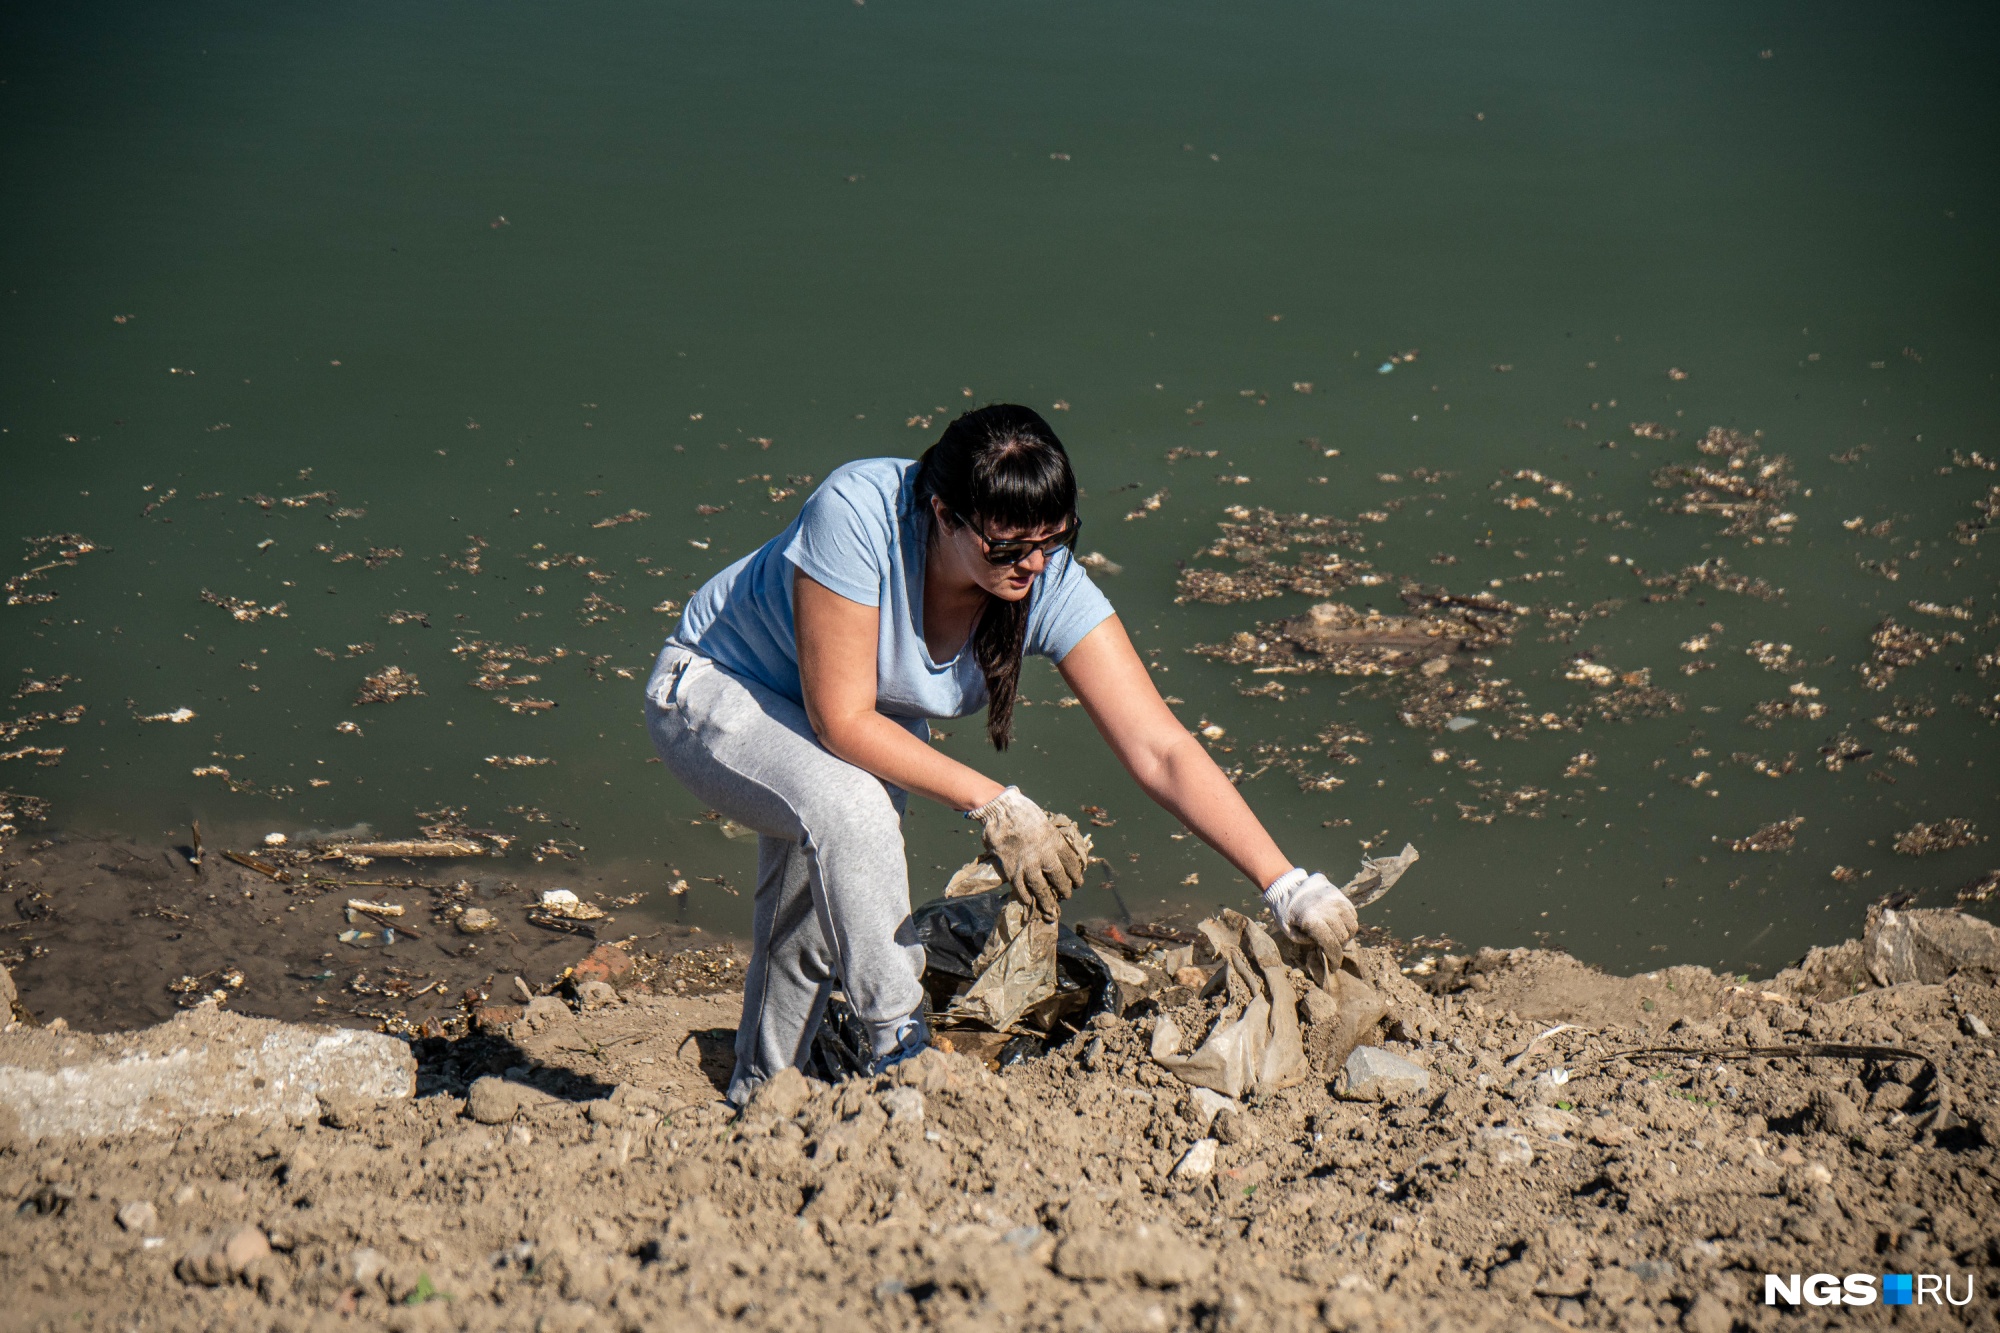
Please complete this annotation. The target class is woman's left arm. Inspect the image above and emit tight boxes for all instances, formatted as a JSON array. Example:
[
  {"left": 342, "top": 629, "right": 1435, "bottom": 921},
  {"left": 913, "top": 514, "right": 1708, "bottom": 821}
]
[{"left": 1056, "top": 615, "right": 1294, "bottom": 890}]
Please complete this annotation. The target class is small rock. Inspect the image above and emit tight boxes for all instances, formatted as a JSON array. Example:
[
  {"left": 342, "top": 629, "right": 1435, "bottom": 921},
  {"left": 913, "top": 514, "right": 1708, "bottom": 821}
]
[
  {"left": 176, "top": 1225, "right": 268, "bottom": 1287},
  {"left": 878, "top": 1086, "right": 924, "bottom": 1127},
  {"left": 466, "top": 1076, "right": 557, "bottom": 1125},
  {"left": 348, "top": 1247, "right": 388, "bottom": 1287},
  {"left": 1213, "top": 1107, "right": 1260, "bottom": 1146},
  {"left": 115, "top": 1199, "right": 157, "bottom": 1233},
  {"left": 1807, "top": 1089, "right": 1861, "bottom": 1136},
  {"left": 455, "top": 907, "right": 497, "bottom": 934},
  {"left": 576, "top": 980, "right": 619, "bottom": 1010},
  {"left": 1078, "top": 1036, "right": 1104, "bottom": 1071},
  {"left": 1171, "top": 1138, "right": 1217, "bottom": 1182},
  {"left": 1174, "top": 966, "right": 1212, "bottom": 989},
  {"left": 521, "top": 996, "right": 573, "bottom": 1030},
  {"left": 1963, "top": 1012, "right": 1993, "bottom": 1039},
  {"left": 223, "top": 1225, "right": 271, "bottom": 1273},
  {"left": 1187, "top": 1087, "right": 1237, "bottom": 1130},
  {"left": 573, "top": 943, "right": 635, "bottom": 984},
  {"left": 1340, "top": 1046, "right": 1431, "bottom": 1102}
]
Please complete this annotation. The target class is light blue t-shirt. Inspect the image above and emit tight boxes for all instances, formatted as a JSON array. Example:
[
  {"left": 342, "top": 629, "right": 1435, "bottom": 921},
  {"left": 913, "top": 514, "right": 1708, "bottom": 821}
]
[{"left": 665, "top": 457, "right": 1114, "bottom": 724}]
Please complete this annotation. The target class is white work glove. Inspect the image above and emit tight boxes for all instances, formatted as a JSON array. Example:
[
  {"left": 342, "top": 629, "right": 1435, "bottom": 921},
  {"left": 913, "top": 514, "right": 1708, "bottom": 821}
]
[
  {"left": 968, "top": 786, "right": 1089, "bottom": 922},
  {"left": 1263, "top": 867, "right": 1358, "bottom": 959}
]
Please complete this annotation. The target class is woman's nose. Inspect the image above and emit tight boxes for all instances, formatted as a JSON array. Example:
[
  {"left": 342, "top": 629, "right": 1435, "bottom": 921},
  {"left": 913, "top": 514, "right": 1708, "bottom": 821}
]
[{"left": 1015, "top": 548, "right": 1049, "bottom": 574}]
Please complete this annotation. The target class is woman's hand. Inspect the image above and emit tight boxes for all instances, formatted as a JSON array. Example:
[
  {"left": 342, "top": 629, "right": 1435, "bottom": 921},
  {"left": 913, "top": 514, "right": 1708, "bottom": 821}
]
[
  {"left": 968, "top": 787, "right": 1090, "bottom": 920},
  {"left": 1261, "top": 868, "right": 1358, "bottom": 959}
]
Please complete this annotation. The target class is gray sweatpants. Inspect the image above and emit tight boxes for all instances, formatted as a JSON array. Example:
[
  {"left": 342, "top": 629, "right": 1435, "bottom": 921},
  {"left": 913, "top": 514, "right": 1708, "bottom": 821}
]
[{"left": 644, "top": 644, "right": 927, "bottom": 1105}]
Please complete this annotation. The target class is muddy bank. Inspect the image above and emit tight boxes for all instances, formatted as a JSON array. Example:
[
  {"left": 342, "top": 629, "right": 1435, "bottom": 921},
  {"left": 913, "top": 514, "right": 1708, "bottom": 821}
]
[
  {"left": 0, "top": 832, "right": 724, "bottom": 1037},
  {"left": 3, "top": 906, "right": 1998, "bottom": 1332}
]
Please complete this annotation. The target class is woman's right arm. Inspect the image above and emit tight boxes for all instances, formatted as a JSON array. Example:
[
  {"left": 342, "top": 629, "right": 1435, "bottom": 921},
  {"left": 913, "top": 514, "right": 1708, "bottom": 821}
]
[{"left": 794, "top": 570, "right": 1007, "bottom": 812}]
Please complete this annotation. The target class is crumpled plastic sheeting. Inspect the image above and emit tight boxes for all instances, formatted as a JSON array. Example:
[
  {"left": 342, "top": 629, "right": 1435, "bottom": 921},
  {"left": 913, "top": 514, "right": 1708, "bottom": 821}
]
[
  {"left": 1342, "top": 842, "right": 1420, "bottom": 909},
  {"left": 947, "top": 895, "right": 1061, "bottom": 1032},
  {"left": 1149, "top": 911, "right": 1306, "bottom": 1100}
]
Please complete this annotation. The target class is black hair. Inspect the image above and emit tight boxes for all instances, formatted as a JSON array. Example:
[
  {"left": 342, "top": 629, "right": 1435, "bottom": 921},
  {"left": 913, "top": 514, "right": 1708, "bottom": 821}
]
[{"left": 912, "top": 405, "right": 1079, "bottom": 750}]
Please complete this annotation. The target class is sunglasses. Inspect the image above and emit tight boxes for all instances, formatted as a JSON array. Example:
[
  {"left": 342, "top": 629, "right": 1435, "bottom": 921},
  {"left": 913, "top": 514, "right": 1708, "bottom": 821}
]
[{"left": 956, "top": 513, "right": 1082, "bottom": 567}]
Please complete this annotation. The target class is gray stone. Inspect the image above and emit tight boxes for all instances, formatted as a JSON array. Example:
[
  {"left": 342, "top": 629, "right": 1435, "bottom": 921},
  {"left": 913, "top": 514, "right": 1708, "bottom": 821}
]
[
  {"left": 115, "top": 1199, "right": 158, "bottom": 1233},
  {"left": 1339, "top": 1045, "right": 1431, "bottom": 1102},
  {"left": 0, "top": 1008, "right": 414, "bottom": 1144},
  {"left": 0, "top": 961, "right": 16, "bottom": 1019},
  {"left": 1171, "top": 1137, "right": 1217, "bottom": 1181},
  {"left": 1864, "top": 906, "right": 2000, "bottom": 987},
  {"left": 1187, "top": 1087, "right": 1237, "bottom": 1130},
  {"left": 1963, "top": 1012, "right": 1993, "bottom": 1040}
]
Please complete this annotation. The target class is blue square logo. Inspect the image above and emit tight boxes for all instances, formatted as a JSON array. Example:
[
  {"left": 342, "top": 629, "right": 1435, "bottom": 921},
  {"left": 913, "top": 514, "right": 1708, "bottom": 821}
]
[{"left": 1882, "top": 1274, "right": 1913, "bottom": 1305}]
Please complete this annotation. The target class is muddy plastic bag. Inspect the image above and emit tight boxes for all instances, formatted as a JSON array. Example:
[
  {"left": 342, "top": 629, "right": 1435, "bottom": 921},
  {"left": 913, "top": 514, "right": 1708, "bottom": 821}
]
[
  {"left": 917, "top": 868, "right": 1116, "bottom": 1035},
  {"left": 807, "top": 869, "right": 1116, "bottom": 1080},
  {"left": 1150, "top": 910, "right": 1307, "bottom": 1100}
]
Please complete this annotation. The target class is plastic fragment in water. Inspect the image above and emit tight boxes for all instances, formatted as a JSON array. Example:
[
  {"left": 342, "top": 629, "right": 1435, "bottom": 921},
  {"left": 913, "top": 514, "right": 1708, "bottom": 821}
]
[
  {"left": 1377, "top": 362, "right": 1395, "bottom": 374},
  {"left": 383, "top": 928, "right": 396, "bottom": 945},
  {"left": 1445, "top": 715, "right": 1478, "bottom": 732}
]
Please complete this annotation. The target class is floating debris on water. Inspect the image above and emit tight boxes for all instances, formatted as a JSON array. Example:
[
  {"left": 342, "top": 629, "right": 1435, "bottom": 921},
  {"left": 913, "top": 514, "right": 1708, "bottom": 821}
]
[
  {"left": 355, "top": 665, "right": 424, "bottom": 705},
  {"left": 1892, "top": 819, "right": 1983, "bottom": 857},
  {"left": 1726, "top": 817, "right": 1805, "bottom": 853},
  {"left": 1650, "top": 426, "right": 1797, "bottom": 541},
  {"left": 1858, "top": 618, "right": 1962, "bottom": 691},
  {"left": 1123, "top": 490, "right": 1168, "bottom": 522},
  {"left": 198, "top": 589, "right": 287, "bottom": 622},
  {"left": 136, "top": 707, "right": 196, "bottom": 724}
]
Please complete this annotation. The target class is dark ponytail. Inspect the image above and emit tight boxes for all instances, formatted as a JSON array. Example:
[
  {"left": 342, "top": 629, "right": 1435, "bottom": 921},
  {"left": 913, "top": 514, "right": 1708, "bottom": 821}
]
[{"left": 913, "top": 405, "right": 1079, "bottom": 750}]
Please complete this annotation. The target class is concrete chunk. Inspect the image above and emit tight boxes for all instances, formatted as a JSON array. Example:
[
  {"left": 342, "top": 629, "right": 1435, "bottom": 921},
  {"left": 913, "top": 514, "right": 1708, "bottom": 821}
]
[
  {"left": 1340, "top": 1045, "right": 1431, "bottom": 1102},
  {"left": 1864, "top": 906, "right": 2000, "bottom": 987},
  {"left": 0, "top": 1007, "right": 414, "bottom": 1145}
]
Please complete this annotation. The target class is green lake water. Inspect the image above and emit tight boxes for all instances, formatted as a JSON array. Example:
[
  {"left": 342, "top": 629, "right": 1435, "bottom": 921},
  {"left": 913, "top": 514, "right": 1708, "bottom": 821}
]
[{"left": 3, "top": 0, "right": 1996, "bottom": 977}]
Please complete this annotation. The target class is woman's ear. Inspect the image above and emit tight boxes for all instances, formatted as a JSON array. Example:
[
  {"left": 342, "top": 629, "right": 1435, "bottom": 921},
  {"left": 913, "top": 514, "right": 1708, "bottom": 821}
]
[{"left": 929, "top": 496, "right": 954, "bottom": 527}]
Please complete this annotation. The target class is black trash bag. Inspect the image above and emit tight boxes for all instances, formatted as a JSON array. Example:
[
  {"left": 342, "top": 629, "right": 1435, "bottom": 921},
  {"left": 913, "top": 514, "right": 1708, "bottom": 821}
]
[{"left": 806, "top": 889, "right": 1117, "bottom": 1080}]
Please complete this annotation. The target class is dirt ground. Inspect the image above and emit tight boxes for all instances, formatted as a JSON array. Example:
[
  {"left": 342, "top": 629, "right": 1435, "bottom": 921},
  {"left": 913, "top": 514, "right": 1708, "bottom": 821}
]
[{"left": 3, "top": 911, "right": 1998, "bottom": 1332}]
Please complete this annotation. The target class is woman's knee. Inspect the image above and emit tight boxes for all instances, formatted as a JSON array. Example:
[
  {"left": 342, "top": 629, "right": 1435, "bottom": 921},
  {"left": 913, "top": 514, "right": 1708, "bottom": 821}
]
[{"left": 798, "top": 778, "right": 905, "bottom": 854}]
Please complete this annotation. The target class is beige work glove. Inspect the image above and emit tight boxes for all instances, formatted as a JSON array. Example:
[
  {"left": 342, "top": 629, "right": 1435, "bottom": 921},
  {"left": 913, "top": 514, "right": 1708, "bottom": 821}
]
[
  {"left": 1262, "top": 868, "right": 1358, "bottom": 960},
  {"left": 969, "top": 786, "right": 1089, "bottom": 921}
]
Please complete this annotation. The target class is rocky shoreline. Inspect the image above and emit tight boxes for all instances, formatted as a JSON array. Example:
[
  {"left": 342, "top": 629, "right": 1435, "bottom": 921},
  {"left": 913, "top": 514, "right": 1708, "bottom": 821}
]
[{"left": 2, "top": 901, "right": 1998, "bottom": 1331}]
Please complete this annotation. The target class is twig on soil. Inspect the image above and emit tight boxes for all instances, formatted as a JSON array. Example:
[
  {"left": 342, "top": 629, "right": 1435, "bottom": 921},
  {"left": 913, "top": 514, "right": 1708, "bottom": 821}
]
[
  {"left": 1596, "top": 1042, "right": 1957, "bottom": 1132},
  {"left": 1502, "top": 1022, "right": 1581, "bottom": 1070}
]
